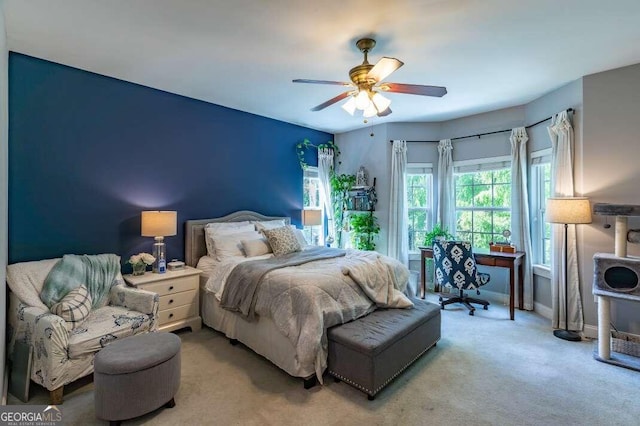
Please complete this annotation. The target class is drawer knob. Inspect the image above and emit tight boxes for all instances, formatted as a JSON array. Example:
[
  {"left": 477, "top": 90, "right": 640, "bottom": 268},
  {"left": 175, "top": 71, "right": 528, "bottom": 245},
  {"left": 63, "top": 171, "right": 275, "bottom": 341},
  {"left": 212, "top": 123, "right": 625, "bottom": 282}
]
[
  {"left": 169, "top": 313, "right": 174, "bottom": 319},
  {"left": 169, "top": 286, "right": 174, "bottom": 291},
  {"left": 169, "top": 299, "right": 174, "bottom": 304}
]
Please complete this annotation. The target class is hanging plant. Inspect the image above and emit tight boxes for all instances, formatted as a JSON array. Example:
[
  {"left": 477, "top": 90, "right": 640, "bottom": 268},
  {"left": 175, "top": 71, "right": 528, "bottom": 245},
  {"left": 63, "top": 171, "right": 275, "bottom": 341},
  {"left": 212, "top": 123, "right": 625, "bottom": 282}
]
[{"left": 296, "top": 139, "right": 341, "bottom": 170}]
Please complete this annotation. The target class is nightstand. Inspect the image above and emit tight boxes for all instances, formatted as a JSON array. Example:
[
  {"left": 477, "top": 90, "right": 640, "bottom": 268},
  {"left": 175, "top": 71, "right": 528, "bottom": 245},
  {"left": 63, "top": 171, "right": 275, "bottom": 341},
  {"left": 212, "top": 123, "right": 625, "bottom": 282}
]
[{"left": 124, "top": 266, "right": 202, "bottom": 332}]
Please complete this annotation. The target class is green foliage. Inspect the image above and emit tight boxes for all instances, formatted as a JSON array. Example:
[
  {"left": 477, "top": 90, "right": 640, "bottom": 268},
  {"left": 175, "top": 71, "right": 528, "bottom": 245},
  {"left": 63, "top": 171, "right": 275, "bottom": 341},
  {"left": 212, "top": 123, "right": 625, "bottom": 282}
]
[
  {"left": 349, "top": 212, "right": 380, "bottom": 251},
  {"left": 296, "top": 139, "right": 341, "bottom": 170},
  {"left": 330, "top": 173, "right": 356, "bottom": 247},
  {"left": 424, "top": 223, "right": 454, "bottom": 246}
]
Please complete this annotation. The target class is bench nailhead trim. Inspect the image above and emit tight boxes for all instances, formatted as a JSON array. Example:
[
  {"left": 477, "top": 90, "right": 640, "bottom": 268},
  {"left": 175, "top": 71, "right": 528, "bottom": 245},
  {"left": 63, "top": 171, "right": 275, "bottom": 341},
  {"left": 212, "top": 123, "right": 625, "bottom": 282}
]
[{"left": 329, "top": 340, "right": 438, "bottom": 397}]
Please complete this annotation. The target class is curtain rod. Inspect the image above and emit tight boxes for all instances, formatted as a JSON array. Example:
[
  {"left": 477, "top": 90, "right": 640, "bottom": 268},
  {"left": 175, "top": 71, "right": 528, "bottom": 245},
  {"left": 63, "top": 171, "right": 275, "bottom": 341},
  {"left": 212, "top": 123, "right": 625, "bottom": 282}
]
[{"left": 389, "top": 108, "right": 575, "bottom": 144}]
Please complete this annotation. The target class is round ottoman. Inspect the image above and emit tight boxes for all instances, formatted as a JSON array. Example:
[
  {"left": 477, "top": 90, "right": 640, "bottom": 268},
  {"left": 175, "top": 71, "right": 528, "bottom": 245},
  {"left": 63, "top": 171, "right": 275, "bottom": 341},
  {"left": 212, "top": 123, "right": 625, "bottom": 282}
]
[{"left": 94, "top": 332, "right": 181, "bottom": 425}]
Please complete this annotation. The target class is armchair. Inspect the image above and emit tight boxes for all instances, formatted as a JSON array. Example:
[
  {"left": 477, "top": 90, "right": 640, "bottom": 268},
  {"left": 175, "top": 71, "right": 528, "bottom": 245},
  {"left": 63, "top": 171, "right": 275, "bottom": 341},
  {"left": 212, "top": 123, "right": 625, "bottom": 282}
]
[
  {"left": 7, "top": 256, "right": 159, "bottom": 404},
  {"left": 433, "top": 240, "right": 490, "bottom": 316}
]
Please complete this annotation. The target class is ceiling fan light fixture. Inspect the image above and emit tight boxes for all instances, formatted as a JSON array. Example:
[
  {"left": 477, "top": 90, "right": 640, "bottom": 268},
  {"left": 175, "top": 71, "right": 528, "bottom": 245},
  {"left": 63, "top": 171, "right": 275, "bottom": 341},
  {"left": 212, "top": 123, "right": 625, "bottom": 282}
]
[
  {"left": 371, "top": 92, "right": 391, "bottom": 113},
  {"left": 355, "top": 90, "right": 371, "bottom": 110},
  {"left": 342, "top": 97, "right": 357, "bottom": 115},
  {"left": 363, "top": 103, "right": 378, "bottom": 118}
]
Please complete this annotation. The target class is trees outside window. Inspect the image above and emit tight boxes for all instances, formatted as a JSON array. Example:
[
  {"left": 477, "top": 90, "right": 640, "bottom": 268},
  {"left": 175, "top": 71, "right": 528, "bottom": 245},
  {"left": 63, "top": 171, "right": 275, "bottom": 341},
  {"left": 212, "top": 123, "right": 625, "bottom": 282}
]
[
  {"left": 455, "top": 167, "right": 511, "bottom": 248},
  {"left": 303, "top": 167, "right": 323, "bottom": 245},
  {"left": 406, "top": 167, "right": 433, "bottom": 252}
]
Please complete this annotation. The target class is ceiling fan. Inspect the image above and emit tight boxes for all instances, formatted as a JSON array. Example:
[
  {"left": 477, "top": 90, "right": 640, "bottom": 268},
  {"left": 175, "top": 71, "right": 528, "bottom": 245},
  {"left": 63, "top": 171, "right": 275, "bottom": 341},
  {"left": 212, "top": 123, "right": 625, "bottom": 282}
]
[{"left": 293, "top": 38, "right": 447, "bottom": 118}]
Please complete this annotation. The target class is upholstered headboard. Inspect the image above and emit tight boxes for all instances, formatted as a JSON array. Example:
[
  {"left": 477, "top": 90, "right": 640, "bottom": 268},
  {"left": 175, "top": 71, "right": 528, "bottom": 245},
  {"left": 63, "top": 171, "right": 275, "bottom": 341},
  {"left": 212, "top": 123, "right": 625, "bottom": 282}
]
[{"left": 184, "top": 210, "right": 291, "bottom": 267}]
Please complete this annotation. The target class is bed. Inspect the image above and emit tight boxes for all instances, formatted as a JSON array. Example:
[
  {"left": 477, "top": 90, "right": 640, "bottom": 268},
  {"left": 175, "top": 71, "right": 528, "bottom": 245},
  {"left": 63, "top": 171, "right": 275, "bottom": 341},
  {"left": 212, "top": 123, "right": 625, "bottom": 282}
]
[{"left": 185, "top": 210, "right": 412, "bottom": 386}]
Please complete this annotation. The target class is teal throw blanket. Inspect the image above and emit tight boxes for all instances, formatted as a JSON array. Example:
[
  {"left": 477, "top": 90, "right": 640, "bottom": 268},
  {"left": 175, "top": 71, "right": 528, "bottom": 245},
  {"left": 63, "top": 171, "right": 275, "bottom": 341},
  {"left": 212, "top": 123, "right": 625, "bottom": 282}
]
[{"left": 40, "top": 254, "right": 121, "bottom": 309}]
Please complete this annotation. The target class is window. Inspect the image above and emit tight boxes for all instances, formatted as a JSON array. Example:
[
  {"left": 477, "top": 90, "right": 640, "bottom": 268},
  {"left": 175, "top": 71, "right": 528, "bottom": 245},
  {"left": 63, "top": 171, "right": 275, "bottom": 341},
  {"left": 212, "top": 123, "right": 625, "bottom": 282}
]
[
  {"left": 454, "top": 157, "right": 511, "bottom": 248},
  {"left": 303, "top": 167, "right": 323, "bottom": 245},
  {"left": 406, "top": 164, "right": 433, "bottom": 252},
  {"left": 531, "top": 150, "right": 552, "bottom": 266}
]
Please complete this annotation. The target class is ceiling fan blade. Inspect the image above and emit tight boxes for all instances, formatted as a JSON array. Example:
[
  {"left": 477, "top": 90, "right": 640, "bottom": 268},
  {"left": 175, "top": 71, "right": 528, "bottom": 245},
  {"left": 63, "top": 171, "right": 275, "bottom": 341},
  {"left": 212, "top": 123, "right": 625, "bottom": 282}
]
[
  {"left": 293, "top": 79, "right": 351, "bottom": 86},
  {"left": 367, "top": 57, "right": 404, "bottom": 82},
  {"left": 380, "top": 83, "right": 447, "bottom": 97},
  {"left": 377, "top": 107, "right": 392, "bottom": 117},
  {"left": 311, "top": 91, "right": 352, "bottom": 111}
]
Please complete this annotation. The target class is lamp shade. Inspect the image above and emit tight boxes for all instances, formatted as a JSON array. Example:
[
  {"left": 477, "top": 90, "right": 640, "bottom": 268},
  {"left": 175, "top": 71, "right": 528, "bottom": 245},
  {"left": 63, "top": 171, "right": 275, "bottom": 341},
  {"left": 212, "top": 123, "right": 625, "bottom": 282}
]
[
  {"left": 302, "top": 209, "right": 322, "bottom": 227},
  {"left": 545, "top": 197, "right": 592, "bottom": 224},
  {"left": 141, "top": 211, "right": 177, "bottom": 237}
]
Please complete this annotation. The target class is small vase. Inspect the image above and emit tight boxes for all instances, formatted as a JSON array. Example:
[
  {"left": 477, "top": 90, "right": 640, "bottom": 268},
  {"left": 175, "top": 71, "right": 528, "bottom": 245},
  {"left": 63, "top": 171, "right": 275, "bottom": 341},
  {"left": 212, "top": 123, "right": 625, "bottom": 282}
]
[{"left": 132, "top": 263, "right": 146, "bottom": 276}]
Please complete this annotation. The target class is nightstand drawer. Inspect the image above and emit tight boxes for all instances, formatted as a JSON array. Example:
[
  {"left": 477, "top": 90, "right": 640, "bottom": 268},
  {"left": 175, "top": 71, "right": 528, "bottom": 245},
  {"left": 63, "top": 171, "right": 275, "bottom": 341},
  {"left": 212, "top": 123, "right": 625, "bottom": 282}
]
[
  {"left": 139, "top": 276, "right": 198, "bottom": 296},
  {"left": 159, "top": 303, "right": 198, "bottom": 324},
  {"left": 159, "top": 289, "right": 197, "bottom": 311}
]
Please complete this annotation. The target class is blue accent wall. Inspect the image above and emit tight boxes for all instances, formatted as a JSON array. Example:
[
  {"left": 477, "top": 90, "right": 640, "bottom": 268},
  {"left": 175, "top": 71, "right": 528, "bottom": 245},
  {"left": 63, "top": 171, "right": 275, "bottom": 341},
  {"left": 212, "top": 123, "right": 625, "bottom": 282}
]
[{"left": 8, "top": 53, "right": 332, "bottom": 267}]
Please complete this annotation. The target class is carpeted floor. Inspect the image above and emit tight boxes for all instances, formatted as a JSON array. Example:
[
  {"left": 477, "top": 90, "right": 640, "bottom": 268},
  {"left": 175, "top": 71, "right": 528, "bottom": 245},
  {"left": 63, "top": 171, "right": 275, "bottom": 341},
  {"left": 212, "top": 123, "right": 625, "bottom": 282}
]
[{"left": 8, "top": 294, "right": 640, "bottom": 425}]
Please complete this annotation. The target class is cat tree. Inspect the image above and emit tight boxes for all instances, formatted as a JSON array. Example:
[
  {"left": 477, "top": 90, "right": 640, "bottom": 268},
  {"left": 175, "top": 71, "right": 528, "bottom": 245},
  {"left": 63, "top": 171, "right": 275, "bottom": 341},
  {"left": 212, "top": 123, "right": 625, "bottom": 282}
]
[{"left": 592, "top": 203, "right": 640, "bottom": 371}]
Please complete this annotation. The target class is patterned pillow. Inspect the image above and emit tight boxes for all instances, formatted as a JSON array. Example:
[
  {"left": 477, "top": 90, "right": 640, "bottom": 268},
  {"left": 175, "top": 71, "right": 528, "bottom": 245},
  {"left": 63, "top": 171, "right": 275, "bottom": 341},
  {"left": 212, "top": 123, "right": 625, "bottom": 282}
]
[
  {"left": 263, "top": 226, "right": 302, "bottom": 256},
  {"left": 50, "top": 284, "right": 93, "bottom": 331}
]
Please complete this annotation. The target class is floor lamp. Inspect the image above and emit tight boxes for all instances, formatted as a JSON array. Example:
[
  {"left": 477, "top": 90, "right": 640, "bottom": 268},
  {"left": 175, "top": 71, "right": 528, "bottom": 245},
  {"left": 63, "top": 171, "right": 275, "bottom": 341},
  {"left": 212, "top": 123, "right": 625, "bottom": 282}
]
[{"left": 545, "top": 197, "right": 592, "bottom": 341}]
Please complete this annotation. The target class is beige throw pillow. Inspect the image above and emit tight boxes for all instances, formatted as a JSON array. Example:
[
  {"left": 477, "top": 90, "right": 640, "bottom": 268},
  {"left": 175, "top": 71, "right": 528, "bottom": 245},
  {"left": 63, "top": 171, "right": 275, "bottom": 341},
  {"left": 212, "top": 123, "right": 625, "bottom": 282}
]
[
  {"left": 241, "top": 238, "right": 272, "bottom": 257},
  {"left": 263, "top": 226, "right": 301, "bottom": 256},
  {"left": 50, "top": 284, "right": 93, "bottom": 331}
]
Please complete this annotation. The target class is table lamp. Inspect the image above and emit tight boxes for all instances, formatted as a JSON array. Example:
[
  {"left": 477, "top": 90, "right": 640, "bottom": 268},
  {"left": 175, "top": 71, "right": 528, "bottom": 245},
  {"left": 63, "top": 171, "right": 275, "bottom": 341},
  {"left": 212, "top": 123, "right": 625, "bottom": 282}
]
[
  {"left": 302, "top": 209, "right": 322, "bottom": 245},
  {"left": 141, "top": 210, "right": 177, "bottom": 273},
  {"left": 545, "top": 197, "right": 592, "bottom": 341}
]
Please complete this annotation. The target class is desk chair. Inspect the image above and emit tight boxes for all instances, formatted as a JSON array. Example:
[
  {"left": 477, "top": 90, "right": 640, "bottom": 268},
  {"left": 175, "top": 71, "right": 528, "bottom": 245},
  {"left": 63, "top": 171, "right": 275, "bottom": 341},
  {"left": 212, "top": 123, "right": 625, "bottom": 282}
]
[{"left": 433, "top": 240, "right": 490, "bottom": 316}]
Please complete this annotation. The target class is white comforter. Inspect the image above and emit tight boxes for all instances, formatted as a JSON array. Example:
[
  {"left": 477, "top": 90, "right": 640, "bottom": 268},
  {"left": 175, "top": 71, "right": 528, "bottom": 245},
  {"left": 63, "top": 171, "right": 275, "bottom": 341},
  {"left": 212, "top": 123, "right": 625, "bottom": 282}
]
[{"left": 201, "top": 249, "right": 412, "bottom": 381}]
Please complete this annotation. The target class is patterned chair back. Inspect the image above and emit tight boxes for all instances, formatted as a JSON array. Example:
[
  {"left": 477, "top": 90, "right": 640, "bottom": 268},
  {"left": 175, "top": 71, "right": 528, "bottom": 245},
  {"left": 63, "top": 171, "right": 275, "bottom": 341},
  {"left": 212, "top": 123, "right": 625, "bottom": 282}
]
[{"left": 433, "top": 240, "right": 489, "bottom": 291}]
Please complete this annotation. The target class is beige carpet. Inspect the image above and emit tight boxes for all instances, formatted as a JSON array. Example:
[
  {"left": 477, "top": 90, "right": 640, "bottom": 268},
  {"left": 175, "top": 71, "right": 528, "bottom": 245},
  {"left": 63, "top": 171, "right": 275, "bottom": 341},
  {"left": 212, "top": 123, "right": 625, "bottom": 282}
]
[{"left": 8, "top": 294, "right": 640, "bottom": 425}]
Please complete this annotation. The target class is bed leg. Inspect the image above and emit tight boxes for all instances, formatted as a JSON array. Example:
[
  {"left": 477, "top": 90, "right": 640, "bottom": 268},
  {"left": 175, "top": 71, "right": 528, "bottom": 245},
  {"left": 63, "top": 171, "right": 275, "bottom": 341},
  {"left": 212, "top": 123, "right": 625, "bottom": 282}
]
[
  {"left": 229, "top": 338, "right": 239, "bottom": 346},
  {"left": 303, "top": 376, "right": 317, "bottom": 389},
  {"left": 368, "top": 394, "right": 375, "bottom": 401}
]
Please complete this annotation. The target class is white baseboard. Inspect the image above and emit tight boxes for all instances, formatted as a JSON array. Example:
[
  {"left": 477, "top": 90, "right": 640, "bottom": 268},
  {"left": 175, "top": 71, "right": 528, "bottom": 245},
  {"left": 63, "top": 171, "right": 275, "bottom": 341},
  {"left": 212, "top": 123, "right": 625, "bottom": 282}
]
[{"left": 534, "top": 301, "right": 553, "bottom": 320}]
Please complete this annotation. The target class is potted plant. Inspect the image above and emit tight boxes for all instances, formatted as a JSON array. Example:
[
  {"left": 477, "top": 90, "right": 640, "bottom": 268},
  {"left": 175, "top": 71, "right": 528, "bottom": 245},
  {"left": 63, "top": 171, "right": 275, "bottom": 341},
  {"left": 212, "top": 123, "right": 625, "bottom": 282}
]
[
  {"left": 349, "top": 212, "right": 380, "bottom": 251},
  {"left": 128, "top": 252, "right": 155, "bottom": 276},
  {"left": 424, "top": 223, "right": 454, "bottom": 247}
]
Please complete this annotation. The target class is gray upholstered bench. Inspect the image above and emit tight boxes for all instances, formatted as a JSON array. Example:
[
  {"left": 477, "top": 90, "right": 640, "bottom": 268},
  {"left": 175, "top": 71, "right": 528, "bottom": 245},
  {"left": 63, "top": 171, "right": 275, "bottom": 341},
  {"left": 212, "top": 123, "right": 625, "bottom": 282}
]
[
  {"left": 94, "top": 332, "right": 181, "bottom": 425},
  {"left": 327, "top": 298, "right": 441, "bottom": 400}
]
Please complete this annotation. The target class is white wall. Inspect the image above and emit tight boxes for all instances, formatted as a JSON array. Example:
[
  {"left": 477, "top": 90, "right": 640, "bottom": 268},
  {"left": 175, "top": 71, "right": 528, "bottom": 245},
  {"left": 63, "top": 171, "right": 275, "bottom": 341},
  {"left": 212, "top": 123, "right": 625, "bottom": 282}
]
[{"left": 582, "top": 63, "right": 640, "bottom": 335}]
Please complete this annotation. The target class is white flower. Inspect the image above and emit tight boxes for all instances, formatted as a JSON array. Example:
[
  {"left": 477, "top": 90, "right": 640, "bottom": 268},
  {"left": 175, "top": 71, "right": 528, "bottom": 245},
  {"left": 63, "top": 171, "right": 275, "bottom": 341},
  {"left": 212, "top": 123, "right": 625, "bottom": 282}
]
[
  {"left": 140, "top": 253, "right": 156, "bottom": 265},
  {"left": 129, "top": 252, "right": 155, "bottom": 265}
]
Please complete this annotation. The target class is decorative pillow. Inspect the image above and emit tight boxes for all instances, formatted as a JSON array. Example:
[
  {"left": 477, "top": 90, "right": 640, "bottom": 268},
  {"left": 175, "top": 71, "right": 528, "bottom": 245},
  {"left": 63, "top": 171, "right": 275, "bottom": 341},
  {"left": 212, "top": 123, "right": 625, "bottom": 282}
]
[
  {"left": 205, "top": 223, "right": 256, "bottom": 257},
  {"left": 263, "top": 226, "right": 302, "bottom": 256},
  {"left": 213, "top": 230, "right": 263, "bottom": 260},
  {"left": 50, "top": 284, "right": 93, "bottom": 331},
  {"left": 254, "top": 219, "right": 286, "bottom": 232},
  {"left": 242, "top": 238, "right": 272, "bottom": 257}
]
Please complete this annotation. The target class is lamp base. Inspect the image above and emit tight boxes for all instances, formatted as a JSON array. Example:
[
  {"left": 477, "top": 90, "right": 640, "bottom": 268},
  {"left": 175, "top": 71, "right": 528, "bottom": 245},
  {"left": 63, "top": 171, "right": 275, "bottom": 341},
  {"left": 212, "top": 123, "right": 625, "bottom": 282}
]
[{"left": 553, "top": 329, "right": 581, "bottom": 342}]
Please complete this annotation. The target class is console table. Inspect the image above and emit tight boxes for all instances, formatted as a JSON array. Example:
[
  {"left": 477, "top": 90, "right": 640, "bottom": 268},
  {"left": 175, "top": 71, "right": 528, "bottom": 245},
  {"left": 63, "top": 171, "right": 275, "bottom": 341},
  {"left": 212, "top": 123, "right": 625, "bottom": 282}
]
[{"left": 420, "top": 247, "right": 525, "bottom": 320}]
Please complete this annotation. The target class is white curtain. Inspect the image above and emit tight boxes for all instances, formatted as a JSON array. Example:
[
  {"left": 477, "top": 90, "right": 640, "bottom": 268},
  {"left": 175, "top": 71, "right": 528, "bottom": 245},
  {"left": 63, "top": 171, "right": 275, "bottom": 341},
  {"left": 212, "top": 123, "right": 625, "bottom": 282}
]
[
  {"left": 317, "top": 147, "right": 334, "bottom": 245},
  {"left": 437, "top": 139, "right": 456, "bottom": 235},
  {"left": 388, "top": 140, "right": 408, "bottom": 265},
  {"left": 548, "top": 111, "right": 583, "bottom": 330},
  {"left": 0, "top": 4, "right": 8, "bottom": 396},
  {"left": 510, "top": 127, "right": 534, "bottom": 310}
]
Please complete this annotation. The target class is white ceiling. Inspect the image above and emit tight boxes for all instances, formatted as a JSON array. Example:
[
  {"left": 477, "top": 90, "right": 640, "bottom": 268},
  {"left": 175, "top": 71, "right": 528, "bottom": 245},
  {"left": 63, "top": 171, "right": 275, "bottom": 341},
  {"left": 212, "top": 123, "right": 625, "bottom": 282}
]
[{"left": 4, "top": 0, "right": 640, "bottom": 134}]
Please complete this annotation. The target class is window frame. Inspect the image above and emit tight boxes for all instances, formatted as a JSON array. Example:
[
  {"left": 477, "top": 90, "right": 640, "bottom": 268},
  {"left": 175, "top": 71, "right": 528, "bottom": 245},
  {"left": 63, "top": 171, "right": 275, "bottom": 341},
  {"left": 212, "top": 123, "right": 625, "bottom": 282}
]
[
  {"left": 302, "top": 166, "right": 324, "bottom": 246},
  {"left": 530, "top": 149, "right": 552, "bottom": 268},
  {"left": 406, "top": 163, "right": 434, "bottom": 254},
  {"left": 453, "top": 156, "right": 512, "bottom": 248}
]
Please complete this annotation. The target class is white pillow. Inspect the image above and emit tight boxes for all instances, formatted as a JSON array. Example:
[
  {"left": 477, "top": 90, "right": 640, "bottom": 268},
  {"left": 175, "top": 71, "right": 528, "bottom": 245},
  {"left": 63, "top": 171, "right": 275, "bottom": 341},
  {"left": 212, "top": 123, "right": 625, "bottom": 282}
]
[
  {"left": 291, "top": 226, "right": 309, "bottom": 248},
  {"left": 254, "top": 219, "right": 286, "bottom": 232},
  {"left": 205, "top": 223, "right": 256, "bottom": 256},
  {"left": 213, "top": 230, "right": 263, "bottom": 260},
  {"left": 241, "top": 238, "right": 272, "bottom": 257}
]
